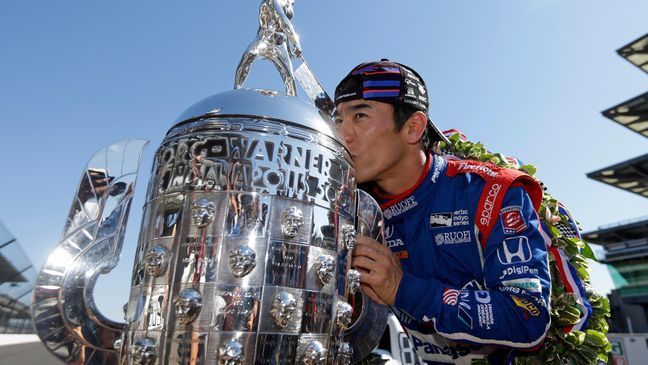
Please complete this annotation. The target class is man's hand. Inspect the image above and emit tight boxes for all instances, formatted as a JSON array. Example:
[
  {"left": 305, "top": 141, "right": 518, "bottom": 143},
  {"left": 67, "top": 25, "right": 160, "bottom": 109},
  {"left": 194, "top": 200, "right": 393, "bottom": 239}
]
[{"left": 351, "top": 236, "right": 403, "bottom": 305}]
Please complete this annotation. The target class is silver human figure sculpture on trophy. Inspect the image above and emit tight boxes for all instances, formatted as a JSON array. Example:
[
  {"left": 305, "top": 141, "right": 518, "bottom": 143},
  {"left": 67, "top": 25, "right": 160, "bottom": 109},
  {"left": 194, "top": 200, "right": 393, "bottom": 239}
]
[{"left": 234, "top": 0, "right": 301, "bottom": 95}]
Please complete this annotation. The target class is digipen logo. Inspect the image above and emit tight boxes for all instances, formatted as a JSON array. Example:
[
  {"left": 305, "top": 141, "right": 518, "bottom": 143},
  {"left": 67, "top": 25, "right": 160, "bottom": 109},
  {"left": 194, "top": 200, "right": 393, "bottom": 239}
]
[{"left": 497, "top": 236, "right": 532, "bottom": 265}]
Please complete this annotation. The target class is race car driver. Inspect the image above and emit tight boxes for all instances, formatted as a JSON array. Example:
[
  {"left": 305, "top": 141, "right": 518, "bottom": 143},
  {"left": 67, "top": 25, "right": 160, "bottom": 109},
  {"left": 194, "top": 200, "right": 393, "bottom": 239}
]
[{"left": 334, "top": 59, "right": 552, "bottom": 364}]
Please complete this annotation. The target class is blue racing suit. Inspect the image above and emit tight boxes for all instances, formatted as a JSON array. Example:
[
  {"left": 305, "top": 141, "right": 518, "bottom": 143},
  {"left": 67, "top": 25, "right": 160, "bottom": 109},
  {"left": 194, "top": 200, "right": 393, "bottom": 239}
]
[{"left": 371, "top": 154, "right": 551, "bottom": 364}]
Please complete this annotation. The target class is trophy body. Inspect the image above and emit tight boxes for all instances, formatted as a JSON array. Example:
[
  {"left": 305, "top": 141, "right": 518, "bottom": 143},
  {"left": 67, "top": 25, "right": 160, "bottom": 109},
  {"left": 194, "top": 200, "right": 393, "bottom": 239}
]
[{"left": 122, "top": 89, "right": 358, "bottom": 364}]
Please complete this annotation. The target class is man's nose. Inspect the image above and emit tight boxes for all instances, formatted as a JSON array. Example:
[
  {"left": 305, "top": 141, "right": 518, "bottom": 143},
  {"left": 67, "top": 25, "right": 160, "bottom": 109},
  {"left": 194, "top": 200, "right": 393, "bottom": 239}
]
[{"left": 337, "top": 119, "right": 354, "bottom": 144}]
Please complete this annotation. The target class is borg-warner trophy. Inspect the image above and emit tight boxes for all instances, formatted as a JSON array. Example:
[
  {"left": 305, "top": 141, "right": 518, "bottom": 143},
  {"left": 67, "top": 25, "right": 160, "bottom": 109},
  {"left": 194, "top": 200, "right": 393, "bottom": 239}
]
[{"left": 31, "top": 1, "right": 388, "bottom": 364}]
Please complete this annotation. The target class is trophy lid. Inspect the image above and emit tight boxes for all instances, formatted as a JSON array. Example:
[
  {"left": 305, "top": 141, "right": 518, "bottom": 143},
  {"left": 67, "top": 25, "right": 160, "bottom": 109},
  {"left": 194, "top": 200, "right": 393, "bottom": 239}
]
[{"left": 172, "top": 88, "right": 340, "bottom": 141}]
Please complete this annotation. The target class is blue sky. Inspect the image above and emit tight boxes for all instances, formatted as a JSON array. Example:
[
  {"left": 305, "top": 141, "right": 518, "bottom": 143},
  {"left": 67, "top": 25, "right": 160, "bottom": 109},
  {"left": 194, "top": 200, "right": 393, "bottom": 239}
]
[{"left": 1, "top": 1, "right": 646, "bottom": 320}]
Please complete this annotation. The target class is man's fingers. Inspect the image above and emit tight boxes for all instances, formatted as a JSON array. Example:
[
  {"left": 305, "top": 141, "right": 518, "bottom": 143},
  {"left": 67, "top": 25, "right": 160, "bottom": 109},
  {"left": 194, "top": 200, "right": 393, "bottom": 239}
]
[
  {"left": 351, "top": 257, "right": 380, "bottom": 281},
  {"left": 352, "top": 245, "right": 381, "bottom": 261},
  {"left": 360, "top": 284, "right": 386, "bottom": 305},
  {"left": 353, "top": 238, "right": 391, "bottom": 261},
  {"left": 356, "top": 235, "right": 383, "bottom": 247}
]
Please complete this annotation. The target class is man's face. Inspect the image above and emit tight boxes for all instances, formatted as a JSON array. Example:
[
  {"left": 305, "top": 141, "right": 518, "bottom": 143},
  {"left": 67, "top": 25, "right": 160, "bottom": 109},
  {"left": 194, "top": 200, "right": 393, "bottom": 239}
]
[
  {"left": 335, "top": 100, "right": 406, "bottom": 184},
  {"left": 281, "top": 207, "right": 304, "bottom": 238},
  {"left": 192, "top": 199, "right": 216, "bottom": 227},
  {"left": 229, "top": 246, "right": 256, "bottom": 277}
]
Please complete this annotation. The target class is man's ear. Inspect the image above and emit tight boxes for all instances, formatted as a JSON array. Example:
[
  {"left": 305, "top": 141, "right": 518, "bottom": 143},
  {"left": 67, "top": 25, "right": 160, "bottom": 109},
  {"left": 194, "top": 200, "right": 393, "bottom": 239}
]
[{"left": 403, "top": 111, "right": 427, "bottom": 145}]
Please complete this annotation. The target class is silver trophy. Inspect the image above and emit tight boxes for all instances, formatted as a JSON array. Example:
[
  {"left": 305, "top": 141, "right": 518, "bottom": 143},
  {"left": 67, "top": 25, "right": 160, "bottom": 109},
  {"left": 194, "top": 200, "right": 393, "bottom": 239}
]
[{"left": 32, "top": 2, "right": 387, "bottom": 364}]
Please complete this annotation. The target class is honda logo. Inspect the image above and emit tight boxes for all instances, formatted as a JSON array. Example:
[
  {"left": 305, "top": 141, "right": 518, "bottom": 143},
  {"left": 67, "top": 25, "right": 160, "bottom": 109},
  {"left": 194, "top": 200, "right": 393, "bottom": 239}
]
[
  {"left": 497, "top": 236, "right": 532, "bottom": 265},
  {"left": 385, "top": 225, "right": 394, "bottom": 239}
]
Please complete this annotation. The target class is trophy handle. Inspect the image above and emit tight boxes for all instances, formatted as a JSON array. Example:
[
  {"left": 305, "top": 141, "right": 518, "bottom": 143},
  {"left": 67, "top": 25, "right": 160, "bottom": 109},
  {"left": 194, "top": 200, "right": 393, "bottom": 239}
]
[
  {"left": 31, "top": 139, "right": 148, "bottom": 364},
  {"left": 345, "top": 189, "right": 391, "bottom": 363}
]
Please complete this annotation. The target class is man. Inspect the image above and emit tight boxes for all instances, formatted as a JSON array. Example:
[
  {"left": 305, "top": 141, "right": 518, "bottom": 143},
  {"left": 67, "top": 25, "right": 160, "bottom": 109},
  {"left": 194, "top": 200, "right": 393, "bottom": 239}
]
[{"left": 334, "top": 60, "right": 551, "bottom": 364}]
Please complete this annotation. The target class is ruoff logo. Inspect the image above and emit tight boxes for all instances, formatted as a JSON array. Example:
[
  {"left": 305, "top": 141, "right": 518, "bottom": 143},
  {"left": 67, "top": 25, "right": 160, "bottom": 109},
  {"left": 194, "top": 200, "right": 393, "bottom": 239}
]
[
  {"left": 497, "top": 236, "right": 532, "bottom": 265},
  {"left": 383, "top": 196, "right": 418, "bottom": 219},
  {"left": 442, "top": 288, "right": 459, "bottom": 305},
  {"left": 479, "top": 183, "right": 502, "bottom": 226},
  {"left": 435, "top": 231, "right": 471, "bottom": 245}
]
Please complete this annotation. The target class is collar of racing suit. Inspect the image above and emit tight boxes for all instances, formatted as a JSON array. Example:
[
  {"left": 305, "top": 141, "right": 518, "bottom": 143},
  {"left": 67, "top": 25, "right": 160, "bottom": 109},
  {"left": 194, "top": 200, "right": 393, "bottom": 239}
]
[{"left": 373, "top": 153, "right": 438, "bottom": 211}]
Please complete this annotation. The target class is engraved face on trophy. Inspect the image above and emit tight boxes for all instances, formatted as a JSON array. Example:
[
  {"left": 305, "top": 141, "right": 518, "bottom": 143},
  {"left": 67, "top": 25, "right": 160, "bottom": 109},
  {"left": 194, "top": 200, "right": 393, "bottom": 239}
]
[
  {"left": 191, "top": 198, "right": 216, "bottom": 227},
  {"left": 131, "top": 338, "right": 157, "bottom": 365},
  {"left": 228, "top": 245, "right": 257, "bottom": 277},
  {"left": 341, "top": 224, "right": 356, "bottom": 250},
  {"left": 218, "top": 339, "right": 244, "bottom": 365},
  {"left": 281, "top": 206, "right": 304, "bottom": 238},
  {"left": 335, "top": 301, "right": 353, "bottom": 331},
  {"left": 337, "top": 342, "right": 353, "bottom": 365},
  {"left": 174, "top": 288, "right": 203, "bottom": 324},
  {"left": 346, "top": 269, "right": 360, "bottom": 294},
  {"left": 271, "top": 291, "right": 297, "bottom": 328},
  {"left": 301, "top": 340, "right": 326, "bottom": 365},
  {"left": 314, "top": 254, "right": 335, "bottom": 285},
  {"left": 144, "top": 245, "right": 171, "bottom": 276}
]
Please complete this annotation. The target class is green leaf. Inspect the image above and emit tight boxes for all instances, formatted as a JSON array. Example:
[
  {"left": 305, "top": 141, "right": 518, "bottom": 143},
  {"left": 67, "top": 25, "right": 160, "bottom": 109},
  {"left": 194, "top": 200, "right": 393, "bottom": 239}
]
[
  {"left": 580, "top": 241, "right": 597, "bottom": 260},
  {"left": 584, "top": 330, "right": 609, "bottom": 348},
  {"left": 520, "top": 164, "right": 537, "bottom": 176}
]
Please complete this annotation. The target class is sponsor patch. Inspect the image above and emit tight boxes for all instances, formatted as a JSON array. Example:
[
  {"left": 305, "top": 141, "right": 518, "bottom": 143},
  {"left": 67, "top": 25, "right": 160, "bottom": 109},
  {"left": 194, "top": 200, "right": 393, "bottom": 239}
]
[
  {"left": 387, "top": 238, "right": 405, "bottom": 248},
  {"left": 498, "top": 265, "right": 539, "bottom": 280},
  {"left": 430, "top": 157, "right": 445, "bottom": 183},
  {"left": 458, "top": 304, "right": 473, "bottom": 329},
  {"left": 479, "top": 183, "right": 502, "bottom": 226},
  {"left": 500, "top": 206, "right": 527, "bottom": 234},
  {"left": 458, "top": 291, "right": 473, "bottom": 329},
  {"left": 384, "top": 225, "right": 405, "bottom": 248},
  {"left": 383, "top": 196, "right": 418, "bottom": 219},
  {"left": 452, "top": 209, "right": 470, "bottom": 226},
  {"left": 477, "top": 303, "right": 494, "bottom": 329},
  {"left": 502, "top": 278, "right": 542, "bottom": 293},
  {"left": 385, "top": 225, "right": 394, "bottom": 239},
  {"left": 395, "top": 251, "right": 409, "bottom": 260},
  {"left": 475, "top": 291, "right": 491, "bottom": 304},
  {"left": 457, "top": 162, "right": 498, "bottom": 178},
  {"left": 442, "top": 288, "right": 459, "bottom": 305},
  {"left": 430, "top": 213, "right": 453, "bottom": 228},
  {"left": 435, "top": 230, "right": 471, "bottom": 245},
  {"left": 497, "top": 236, "right": 532, "bottom": 265},
  {"left": 409, "top": 333, "right": 475, "bottom": 361},
  {"left": 511, "top": 295, "right": 541, "bottom": 317}
]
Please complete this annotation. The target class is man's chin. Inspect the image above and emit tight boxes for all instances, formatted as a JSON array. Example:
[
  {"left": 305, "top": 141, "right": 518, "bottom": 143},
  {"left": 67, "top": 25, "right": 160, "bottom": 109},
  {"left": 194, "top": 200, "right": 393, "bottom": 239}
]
[{"left": 354, "top": 173, "right": 373, "bottom": 185}]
